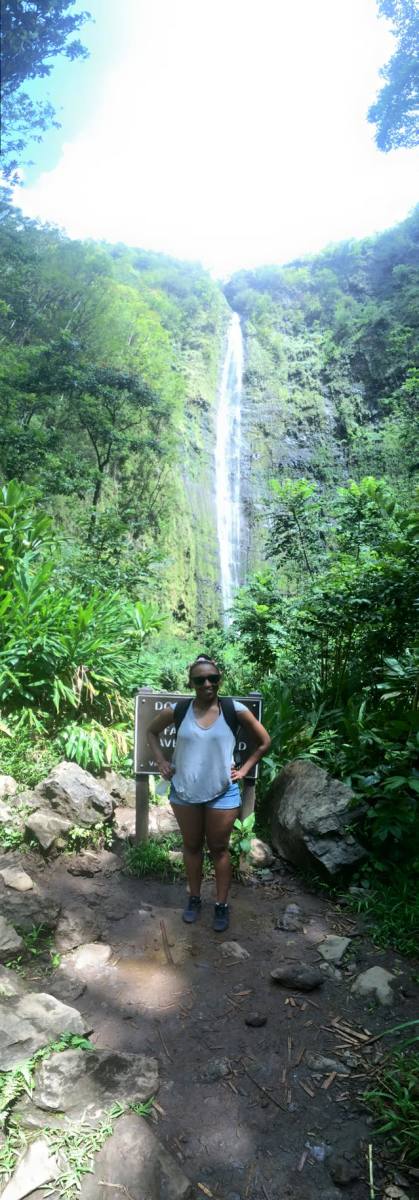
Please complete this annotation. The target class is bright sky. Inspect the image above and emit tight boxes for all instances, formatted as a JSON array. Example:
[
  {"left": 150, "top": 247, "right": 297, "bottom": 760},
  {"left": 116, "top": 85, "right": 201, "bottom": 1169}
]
[{"left": 15, "top": 0, "right": 419, "bottom": 278}]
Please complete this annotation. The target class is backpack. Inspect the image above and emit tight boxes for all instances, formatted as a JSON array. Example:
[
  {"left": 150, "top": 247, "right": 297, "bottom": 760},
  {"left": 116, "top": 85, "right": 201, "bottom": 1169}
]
[{"left": 173, "top": 696, "right": 240, "bottom": 739}]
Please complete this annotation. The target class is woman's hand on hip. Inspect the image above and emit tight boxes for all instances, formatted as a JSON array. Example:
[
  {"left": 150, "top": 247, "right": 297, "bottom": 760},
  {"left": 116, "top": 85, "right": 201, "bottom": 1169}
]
[
  {"left": 158, "top": 760, "right": 175, "bottom": 781},
  {"left": 230, "top": 765, "right": 246, "bottom": 782}
]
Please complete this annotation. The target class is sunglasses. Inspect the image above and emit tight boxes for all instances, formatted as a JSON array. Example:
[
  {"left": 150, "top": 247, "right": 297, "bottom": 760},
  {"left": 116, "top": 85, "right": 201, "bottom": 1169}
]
[{"left": 191, "top": 674, "right": 220, "bottom": 685}]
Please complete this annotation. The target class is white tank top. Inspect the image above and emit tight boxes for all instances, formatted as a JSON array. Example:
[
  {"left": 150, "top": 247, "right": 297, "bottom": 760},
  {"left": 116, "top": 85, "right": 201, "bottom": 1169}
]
[{"left": 171, "top": 700, "right": 247, "bottom": 803}]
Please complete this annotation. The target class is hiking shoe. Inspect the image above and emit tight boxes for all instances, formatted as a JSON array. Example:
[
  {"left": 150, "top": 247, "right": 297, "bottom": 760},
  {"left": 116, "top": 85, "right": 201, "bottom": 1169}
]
[
  {"left": 213, "top": 902, "right": 229, "bottom": 932},
  {"left": 182, "top": 895, "right": 202, "bottom": 923}
]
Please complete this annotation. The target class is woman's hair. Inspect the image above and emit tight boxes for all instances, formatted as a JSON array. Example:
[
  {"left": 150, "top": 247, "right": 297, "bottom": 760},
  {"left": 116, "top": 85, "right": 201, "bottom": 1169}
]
[{"left": 187, "top": 653, "right": 220, "bottom": 683}]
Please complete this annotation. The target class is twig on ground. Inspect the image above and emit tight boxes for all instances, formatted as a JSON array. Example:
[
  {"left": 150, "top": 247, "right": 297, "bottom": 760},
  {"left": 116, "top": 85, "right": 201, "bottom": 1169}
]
[
  {"left": 160, "top": 919, "right": 174, "bottom": 965},
  {"left": 240, "top": 1061, "right": 287, "bottom": 1111},
  {"left": 155, "top": 1021, "right": 173, "bottom": 1061},
  {"left": 368, "top": 1143, "right": 375, "bottom": 1200}
]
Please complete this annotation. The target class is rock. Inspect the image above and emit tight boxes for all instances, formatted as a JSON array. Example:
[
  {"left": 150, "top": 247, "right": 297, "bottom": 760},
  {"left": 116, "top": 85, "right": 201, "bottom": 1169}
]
[
  {"left": 328, "top": 1151, "right": 361, "bottom": 1186},
  {"left": 319, "top": 935, "right": 351, "bottom": 963},
  {"left": 270, "top": 759, "right": 367, "bottom": 875},
  {"left": 220, "top": 941, "right": 250, "bottom": 961},
  {"left": 48, "top": 968, "right": 86, "bottom": 1005},
  {"left": 0, "top": 799, "right": 13, "bottom": 824},
  {"left": 351, "top": 966, "right": 396, "bottom": 1006},
  {"left": 113, "top": 805, "right": 135, "bottom": 841},
  {"left": 66, "top": 849, "right": 120, "bottom": 877},
  {"left": 66, "top": 943, "right": 113, "bottom": 974},
  {"left": 148, "top": 803, "right": 179, "bottom": 840},
  {"left": 80, "top": 1112, "right": 192, "bottom": 1200},
  {"left": 31, "top": 1048, "right": 158, "bottom": 1121},
  {"left": 0, "top": 1138, "right": 59, "bottom": 1200},
  {"left": 306, "top": 1054, "right": 349, "bottom": 1075},
  {"left": 35, "top": 762, "right": 114, "bottom": 827},
  {"left": 201, "top": 1058, "right": 231, "bottom": 1081},
  {"left": 168, "top": 849, "right": 183, "bottom": 866},
  {"left": 54, "top": 909, "right": 102, "bottom": 953},
  {"left": 0, "top": 775, "right": 18, "bottom": 799},
  {"left": 25, "top": 810, "right": 72, "bottom": 852},
  {"left": 0, "top": 867, "right": 34, "bottom": 892},
  {"left": 271, "top": 962, "right": 324, "bottom": 991},
  {"left": 0, "top": 883, "right": 60, "bottom": 933},
  {"left": 100, "top": 770, "right": 135, "bottom": 807},
  {"left": 0, "top": 993, "right": 90, "bottom": 1070},
  {"left": 319, "top": 962, "right": 343, "bottom": 981},
  {"left": 0, "top": 916, "right": 23, "bottom": 961},
  {"left": 248, "top": 837, "right": 275, "bottom": 868},
  {"left": 244, "top": 1012, "right": 267, "bottom": 1027},
  {"left": 277, "top": 902, "right": 303, "bottom": 931},
  {"left": 0, "top": 965, "right": 25, "bottom": 997}
]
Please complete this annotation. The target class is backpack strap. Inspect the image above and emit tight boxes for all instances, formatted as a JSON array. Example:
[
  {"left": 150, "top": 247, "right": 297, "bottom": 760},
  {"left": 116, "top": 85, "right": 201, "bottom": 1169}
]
[
  {"left": 173, "top": 696, "right": 240, "bottom": 738},
  {"left": 219, "top": 696, "right": 240, "bottom": 738},
  {"left": 173, "top": 698, "right": 192, "bottom": 733}
]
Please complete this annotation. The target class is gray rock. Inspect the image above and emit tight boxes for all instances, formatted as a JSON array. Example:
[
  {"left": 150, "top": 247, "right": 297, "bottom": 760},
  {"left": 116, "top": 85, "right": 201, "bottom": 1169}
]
[
  {"left": 35, "top": 762, "right": 114, "bottom": 827},
  {"left": 48, "top": 968, "right": 86, "bottom": 1005},
  {"left": 319, "top": 935, "right": 351, "bottom": 963},
  {"left": 0, "top": 775, "right": 18, "bottom": 799},
  {"left": 54, "top": 909, "right": 102, "bottom": 953},
  {"left": 328, "top": 1151, "right": 361, "bottom": 1186},
  {"left": 245, "top": 1012, "right": 267, "bottom": 1027},
  {"left": 201, "top": 1057, "right": 231, "bottom": 1081},
  {"left": 80, "top": 1112, "right": 192, "bottom": 1200},
  {"left": 220, "top": 941, "right": 250, "bottom": 960},
  {"left": 31, "top": 1048, "right": 158, "bottom": 1122},
  {"left": 25, "top": 810, "right": 72, "bottom": 851},
  {"left": 0, "top": 867, "right": 34, "bottom": 892},
  {"left": 0, "top": 1138, "right": 59, "bottom": 1200},
  {"left": 113, "top": 805, "right": 135, "bottom": 841},
  {"left": 270, "top": 759, "right": 367, "bottom": 875},
  {"left": 0, "top": 993, "right": 90, "bottom": 1070},
  {"left": 0, "top": 799, "right": 13, "bottom": 824},
  {"left": 306, "top": 1054, "right": 349, "bottom": 1075},
  {"left": 0, "top": 917, "right": 24, "bottom": 962},
  {"left": 319, "top": 962, "right": 343, "bottom": 981},
  {"left": 277, "top": 902, "right": 303, "bottom": 931},
  {"left": 65, "top": 943, "right": 113, "bottom": 974},
  {"left": 271, "top": 962, "right": 324, "bottom": 991},
  {"left": 148, "top": 803, "right": 179, "bottom": 840},
  {"left": 0, "top": 882, "right": 60, "bottom": 933},
  {"left": 100, "top": 770, "right": 135, "bottom": 807},
  {"left": 0, "top": 965, "right": 25, "bottom": 997},
  {"left": 351, "top": 966, "right": 396, "bottom": 1006},
  {"left": 248, "top": 837, "right": 275, "bottom": 868}
]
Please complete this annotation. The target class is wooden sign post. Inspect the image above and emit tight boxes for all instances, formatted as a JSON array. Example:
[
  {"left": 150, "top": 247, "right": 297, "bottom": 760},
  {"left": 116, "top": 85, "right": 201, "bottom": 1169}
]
[{"left": 134, "top": 688, "right": 263, "bottom": 843}]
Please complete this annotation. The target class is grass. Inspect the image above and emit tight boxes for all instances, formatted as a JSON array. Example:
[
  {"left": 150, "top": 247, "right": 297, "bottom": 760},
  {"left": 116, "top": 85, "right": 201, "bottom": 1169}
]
[
  {"left": 345, "top": 868, "right": 419, "bottom": 958},
  {"left": 123, "top": 835, "right": 184, "bottom": 880},
  {"left": 5, "top": 923, "right": 61, "bottom": 975},
  {"left": 362, "top": 1020, "right": 419, "bottom": 1165}
]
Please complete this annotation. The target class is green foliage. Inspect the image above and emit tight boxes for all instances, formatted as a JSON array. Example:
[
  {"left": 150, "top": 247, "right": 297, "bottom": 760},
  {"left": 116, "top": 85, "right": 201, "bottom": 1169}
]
[
  {"left": 66, "top": 822, "right": 113, "bottom": 853},
  {"left": 368, "top": 0, "right": 419, "bottom": 151},
  {"left": 364, "top": 1036, "right": 419, "bottom": 1162},
  {"left": 346, "top": 868, "right": 419, "bottom": 957},
  {"left": 1, "top": 1, "right": 91, "bottom": 180},
  {"left": 123, "top": 836, "right": 183, "bottom": 879},
  {"left": 230, "top": 813, "right": 255, "bottom": 872}
]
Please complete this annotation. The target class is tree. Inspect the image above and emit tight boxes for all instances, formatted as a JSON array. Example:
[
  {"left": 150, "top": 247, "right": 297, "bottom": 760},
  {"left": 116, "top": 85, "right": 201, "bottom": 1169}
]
[
  {"left": 1, "top": 0, "right": 91, "bottom": 179},
  {"left": 368, "top": 0, "right": 419, "bottom": 150}
]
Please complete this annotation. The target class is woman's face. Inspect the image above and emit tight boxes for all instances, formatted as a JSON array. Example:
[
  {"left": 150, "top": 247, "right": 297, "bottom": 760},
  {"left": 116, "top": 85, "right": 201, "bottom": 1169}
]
[{"left": 189, "top": 662, "right": 221, "bottom": 700}]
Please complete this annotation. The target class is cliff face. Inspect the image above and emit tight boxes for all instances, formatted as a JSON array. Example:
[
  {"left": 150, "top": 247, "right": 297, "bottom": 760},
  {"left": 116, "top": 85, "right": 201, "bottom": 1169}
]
[{"left": 226, "top": 208, "right": 419, "bottom": 574}]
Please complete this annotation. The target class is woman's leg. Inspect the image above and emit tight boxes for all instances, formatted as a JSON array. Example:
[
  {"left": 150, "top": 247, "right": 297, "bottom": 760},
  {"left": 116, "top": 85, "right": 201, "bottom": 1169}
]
[
  {"left": 170, "top": 803, "right": 205, "bottom": 896},
  {"left": 205, "top": 806, "right": 241, "bottom": 903}
]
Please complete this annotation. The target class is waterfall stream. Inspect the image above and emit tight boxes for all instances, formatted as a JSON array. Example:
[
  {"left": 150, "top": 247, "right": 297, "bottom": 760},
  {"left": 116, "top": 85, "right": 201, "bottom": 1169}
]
[{"left": 215, "top": 312, "right": 243, "bottom": 621}]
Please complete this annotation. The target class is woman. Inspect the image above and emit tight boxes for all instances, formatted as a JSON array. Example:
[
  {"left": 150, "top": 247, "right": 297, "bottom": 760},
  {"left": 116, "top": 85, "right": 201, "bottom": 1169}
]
[{"left": 147, "top": 655, "right": 271, "bottom": 932}]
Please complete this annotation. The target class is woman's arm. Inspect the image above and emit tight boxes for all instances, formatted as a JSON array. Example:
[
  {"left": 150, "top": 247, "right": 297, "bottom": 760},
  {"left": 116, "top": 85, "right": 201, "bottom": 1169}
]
[
  {"left": 146, "top": 707, "right": 177, "bottom": 780},
  {"left": 230, "top": 708, "right": 271, "bottom": 782}
]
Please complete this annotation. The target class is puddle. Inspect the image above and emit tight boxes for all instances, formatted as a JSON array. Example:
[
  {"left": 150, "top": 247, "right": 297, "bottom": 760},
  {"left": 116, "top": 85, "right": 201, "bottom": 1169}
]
[{"left": 109, "top": 956, "right": 191, "bottom": 1011}]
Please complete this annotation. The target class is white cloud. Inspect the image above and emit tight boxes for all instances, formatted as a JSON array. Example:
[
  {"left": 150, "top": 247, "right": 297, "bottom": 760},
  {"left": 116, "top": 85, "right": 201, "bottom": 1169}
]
[{"left": 16, "top": 0, "right": 419, "bottom": 275}]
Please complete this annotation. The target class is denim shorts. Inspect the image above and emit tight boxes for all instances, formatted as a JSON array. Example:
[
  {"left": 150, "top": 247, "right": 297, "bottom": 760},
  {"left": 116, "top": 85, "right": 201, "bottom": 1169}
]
[{"left": 169, "top": 781, "right": 241, "bottom": 810}]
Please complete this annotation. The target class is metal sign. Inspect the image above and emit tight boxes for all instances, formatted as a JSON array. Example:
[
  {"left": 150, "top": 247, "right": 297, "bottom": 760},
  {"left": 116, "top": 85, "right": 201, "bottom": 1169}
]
[{"left": 134, "top": 689, "right": 263, "bottom": 782}]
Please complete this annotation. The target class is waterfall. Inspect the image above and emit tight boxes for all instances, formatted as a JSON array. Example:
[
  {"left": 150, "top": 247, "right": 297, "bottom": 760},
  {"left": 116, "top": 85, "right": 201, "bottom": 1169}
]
[{"left": 215, "top": 312, "right": 243, "bottom": 621}]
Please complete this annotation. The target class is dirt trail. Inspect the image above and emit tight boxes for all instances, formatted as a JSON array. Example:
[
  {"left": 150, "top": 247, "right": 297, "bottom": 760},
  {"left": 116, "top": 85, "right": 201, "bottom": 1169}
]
[{"left": 15, "top": 853, "right": 419, "bottom": 1199}]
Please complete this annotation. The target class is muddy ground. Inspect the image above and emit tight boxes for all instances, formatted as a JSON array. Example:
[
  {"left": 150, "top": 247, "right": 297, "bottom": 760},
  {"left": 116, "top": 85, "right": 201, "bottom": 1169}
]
[{"left": 8, "top": 849, "right": 419, "bottom": 1200}]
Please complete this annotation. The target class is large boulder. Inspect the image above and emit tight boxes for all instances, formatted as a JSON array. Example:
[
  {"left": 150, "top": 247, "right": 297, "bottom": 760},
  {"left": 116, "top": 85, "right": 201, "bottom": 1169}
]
[
  {"left": 270, "top": 759, "right": 367, "bottom": 875},
  {"left": 35, "top": 762, "right": 114, "bottom": 827},
  {"left": 0, "top": 875, "right": 60, "bottom": 932},
  {"left": 0, "top": 775, "right": 18, "bottom": 799},
  {"left": 0, "top": 993, "right": 90, "bottom": 1070},
  {"left": 99, "top": 770, "right": 135, "bottom": 808}
]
